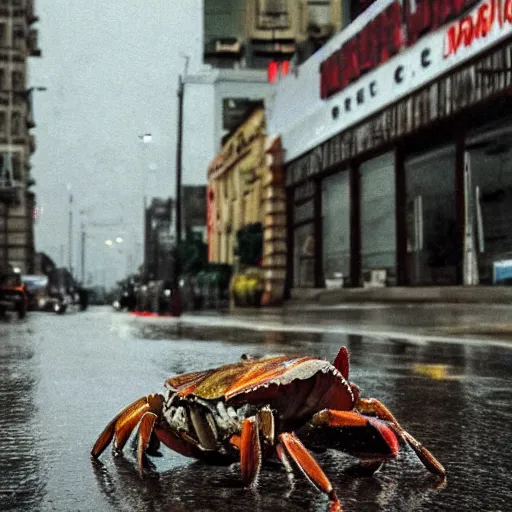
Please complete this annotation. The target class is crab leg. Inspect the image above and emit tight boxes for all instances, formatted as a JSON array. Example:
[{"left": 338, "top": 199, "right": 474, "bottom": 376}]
[
  {"left": 137, "top": 412, "right": 158, "bottom": 473},
  {"left": 240, "top": 417, "right": 262, "bottom": 488},
  {"left": 91, "top": 394, "right": 164, "bottom": 459},
  {"left": 311, "top": 409, "right": 399, "bottom": 458},
  {"left": 356, "top": 398, "right": 446, "bottom": 479},
  {"left": 279, "top": 432, "right": 342, "bottom": 512}
]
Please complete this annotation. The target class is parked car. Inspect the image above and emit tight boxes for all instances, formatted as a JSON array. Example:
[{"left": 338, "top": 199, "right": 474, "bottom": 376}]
[{"left": 0, "top": 271, "right": 28, "bottom": 319}]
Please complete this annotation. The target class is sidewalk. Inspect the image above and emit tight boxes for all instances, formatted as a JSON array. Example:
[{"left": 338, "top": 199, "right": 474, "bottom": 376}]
[
  {"left": 288, "top": 285, "right": 512, "bottom": 305},
  {"left": 120, "top": 299, "right": 512, "bottom": 346}
]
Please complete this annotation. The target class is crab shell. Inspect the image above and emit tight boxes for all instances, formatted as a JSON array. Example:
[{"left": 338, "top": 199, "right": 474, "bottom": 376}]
[{"left": 165, "top": 354, "right": 356, "bottom": 425}]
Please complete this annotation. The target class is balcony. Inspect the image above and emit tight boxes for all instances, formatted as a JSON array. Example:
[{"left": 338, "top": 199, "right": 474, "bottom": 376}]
[
  {"left": 0, "top": 177, "right": 22, "bottom": 204},
  {"left": 27, "top": 29, "right": 41, "bottom": 57},
  {"left": 26, "top": 0, "right": 40, "bottom": 25}
]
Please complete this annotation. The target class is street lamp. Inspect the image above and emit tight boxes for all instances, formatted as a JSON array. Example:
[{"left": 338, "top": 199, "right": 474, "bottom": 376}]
[
  {"left": 138, "top": 132, "right": 153, "bottom": 279},
  {"left": 140, "top": 133, "right": 152, "bottom": 144}
]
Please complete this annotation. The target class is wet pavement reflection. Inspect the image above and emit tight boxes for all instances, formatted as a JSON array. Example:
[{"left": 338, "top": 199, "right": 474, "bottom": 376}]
[{"left": 1, "top": 307, "right": 511, "bottom": 511}]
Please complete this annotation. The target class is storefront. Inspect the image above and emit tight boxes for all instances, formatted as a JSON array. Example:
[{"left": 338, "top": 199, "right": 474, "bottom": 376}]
[
  {"left": 207, "top": 108, "right": 287, "bottom": 305},
  {"left": 268, "top": 0, "right": 512, "bottom": 292}
]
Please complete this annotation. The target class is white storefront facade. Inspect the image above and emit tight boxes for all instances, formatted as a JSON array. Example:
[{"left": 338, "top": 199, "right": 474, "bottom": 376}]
[{"left": 268, "top": 0, "right": 512, "bottom": 291}]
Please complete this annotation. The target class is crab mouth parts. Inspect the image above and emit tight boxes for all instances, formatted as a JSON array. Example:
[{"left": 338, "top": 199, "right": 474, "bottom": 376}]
[{"left": 162, "top": 391, "right": 253, "bottom": 453}]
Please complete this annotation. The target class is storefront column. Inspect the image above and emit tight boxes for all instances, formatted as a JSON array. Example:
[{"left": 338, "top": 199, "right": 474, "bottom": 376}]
[
  {"left": 314, "top": 179, "right": 323, "bottom": 288},
  {"left": 395, "top": 146, "right": 407, "bottom": 285},
  {"left": 349, "top": 162, "right": 361, "bottom": 288},
  {"left": 455, "top": 128, "right": 466, "bottom": 285}
]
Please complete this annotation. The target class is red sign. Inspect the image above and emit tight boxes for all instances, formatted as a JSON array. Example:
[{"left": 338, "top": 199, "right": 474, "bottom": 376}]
[
  {"left": 445, "top": 0, "right": 512, "bottom": 56},
  {"left": 320, "top": 0, "right": 481, "bottom": 100},
  {"left": 268, "top": 61, "right": 291, "bottom": 84}
]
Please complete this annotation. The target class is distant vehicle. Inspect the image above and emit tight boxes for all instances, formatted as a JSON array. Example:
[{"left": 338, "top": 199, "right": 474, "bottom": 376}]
[
  {"left": 21, "top": 274, "right": 49, "bottom": 311},
  {"left": 112, "top": 278, "right": 137, "bottom": 311},
  {"left": 23, "top": 268, "right": 89, "bottom": 314},
  {"left": 0, "top": 272, "right": 28, "bottom": 319}
]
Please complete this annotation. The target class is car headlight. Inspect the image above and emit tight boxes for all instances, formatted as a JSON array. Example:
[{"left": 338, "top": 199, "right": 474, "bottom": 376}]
[{"left": 164, "top": 289, "right": 171, "bottom": 297}]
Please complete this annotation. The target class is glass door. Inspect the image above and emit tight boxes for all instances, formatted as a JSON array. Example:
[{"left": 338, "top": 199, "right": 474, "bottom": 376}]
[{"left": 405, "top": 146, "right": 458, "bottom": 285}]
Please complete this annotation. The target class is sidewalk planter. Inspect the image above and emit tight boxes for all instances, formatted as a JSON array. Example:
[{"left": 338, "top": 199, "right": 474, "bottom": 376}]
[
  {"left": 230, "top": 268, "right": 264, "bottom": 307},
  {"left": 196, "top": 264, "right": 233, "bottom": 309}
]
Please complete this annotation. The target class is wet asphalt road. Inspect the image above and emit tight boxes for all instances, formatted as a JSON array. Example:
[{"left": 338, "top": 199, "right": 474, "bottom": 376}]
[{"left": 1, "top": 307, "right": 512, "bottom": 512}]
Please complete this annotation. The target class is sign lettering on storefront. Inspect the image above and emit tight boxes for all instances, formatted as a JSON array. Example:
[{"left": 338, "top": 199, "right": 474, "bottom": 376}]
[
  {"left": 269, "top": 0, "right": 512, "bottom": 165},
  {"left": 445, "top": 0, "right": 512, "bottom": 56},
  {"left": 287, "top": 39, "right": 512, "bottom": 186},
  {"left": 320, "top": 0, "right": 481, "bottom": 99}
]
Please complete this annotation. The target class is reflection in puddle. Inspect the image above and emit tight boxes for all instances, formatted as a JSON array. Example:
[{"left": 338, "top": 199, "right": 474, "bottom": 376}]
[
  {"left": 0, "top": 329, "right": 45, "bottom": 511},
  {"left": 91, "top": 446, "right": 441, "bottom": 512}
]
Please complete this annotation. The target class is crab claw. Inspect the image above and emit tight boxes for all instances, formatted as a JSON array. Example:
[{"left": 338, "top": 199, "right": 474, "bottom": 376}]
[{"left": 91, "top": 394, "right": 164, "bottom": 459}]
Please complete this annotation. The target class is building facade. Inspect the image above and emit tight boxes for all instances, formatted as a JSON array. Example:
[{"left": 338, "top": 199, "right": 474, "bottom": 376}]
[
  {"left": 207, "top": 107, "right": 287, "bottom": 305},
  {"left": 267, "top": 0, "right": 512, "bottom": 292},
  {"left": 0, "top": 0, "right": 41, "bottom": 273},
  {"left": 182, "top": 0, "right": 351, "bottom": 190}
]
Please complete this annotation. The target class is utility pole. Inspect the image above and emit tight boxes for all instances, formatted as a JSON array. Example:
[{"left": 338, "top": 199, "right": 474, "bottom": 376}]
[
  {"left": 171, "top": 56, "right": 188, "bottom": 317},
  {"left": 80, "top": 222, "right": 85, "bottom": 284},
  {"left": 176, "top": 74, "right": 183, "bottom": 246}
]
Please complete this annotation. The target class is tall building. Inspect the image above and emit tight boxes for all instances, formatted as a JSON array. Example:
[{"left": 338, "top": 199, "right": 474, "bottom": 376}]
[
  {"left": 0, "top": 0, "right": 41, "bottom": 273},
  {"left": 183, "top": 0, "right": 347, "bottom": 195}
]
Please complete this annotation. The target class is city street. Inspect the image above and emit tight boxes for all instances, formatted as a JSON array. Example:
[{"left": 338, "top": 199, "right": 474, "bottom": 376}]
[{"left": 1, "top": 306, "right": 512, "bottom": 512}]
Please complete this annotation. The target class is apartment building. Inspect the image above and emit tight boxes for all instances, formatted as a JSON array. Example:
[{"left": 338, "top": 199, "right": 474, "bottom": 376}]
[{"left": 0, "top": 0, "right": 41, "bottom": 273}]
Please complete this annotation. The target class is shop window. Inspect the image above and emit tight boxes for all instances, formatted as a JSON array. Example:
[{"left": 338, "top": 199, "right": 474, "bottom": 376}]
[
  {"left": 467, "top": 125, "right": 512, "bottom": 285},
  {"left": 360, "top": 152, "right": 396, "bottom": 285},
  {"left": 322, "top": 171, "right": 350, "bottom": 286},
  {"left": 293, "top": 222, "right": 315, "bottom": 287},
  {"left": 405, "top": 146, "right": 457, "bottom": 285},
  {"left": 294, "top": 198, "right": 314, "bottom": 224}
]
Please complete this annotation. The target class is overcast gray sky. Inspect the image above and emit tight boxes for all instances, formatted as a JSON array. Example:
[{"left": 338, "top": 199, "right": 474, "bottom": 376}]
[{"left": 29, "top": 0, "right": 203, "bottom": 286}]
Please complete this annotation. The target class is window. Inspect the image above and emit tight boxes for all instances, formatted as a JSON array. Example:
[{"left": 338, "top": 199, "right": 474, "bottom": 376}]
[
  {"left": 322, "top": 171, "right": 350, "bottom": 285},
  {"left": 0, "top": 111, "right": 6, "bottom": 137},
  {"left": 293, "top": 222, "right": 315, "bottom": 287},
  {"left": 467, "top": 125, "right": 512, "bottom": 285},
  {"left": 11, "top": 111, "right": 22, "bottom": 137},
  {"left": 12, "top": 153, "right": 22, "bottom": 181},
  {"left": 360, "top": 152, "right": 396, "bottom": 282},
  {"left": 12, "top": 71, "right": 24, "bottom": 91},
  {"left": 12, "top": 23, "right": 25, "bottom": 49},
  {"left": 256, "top": 0, "right": 290, "bottom": 29},
  {"left": 0, "top": 152, "right": 12, "bottom": 184},
  {"left": 0, "top": 69, "right": 5, "bottom": 90},
  {"left": 0, "top": 23, "right": 6, "bottom": 47}
]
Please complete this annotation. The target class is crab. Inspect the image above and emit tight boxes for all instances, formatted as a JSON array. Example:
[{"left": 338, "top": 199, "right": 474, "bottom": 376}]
[{"left": 91, "top": 347, "right": 446, "bottom": 511}]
